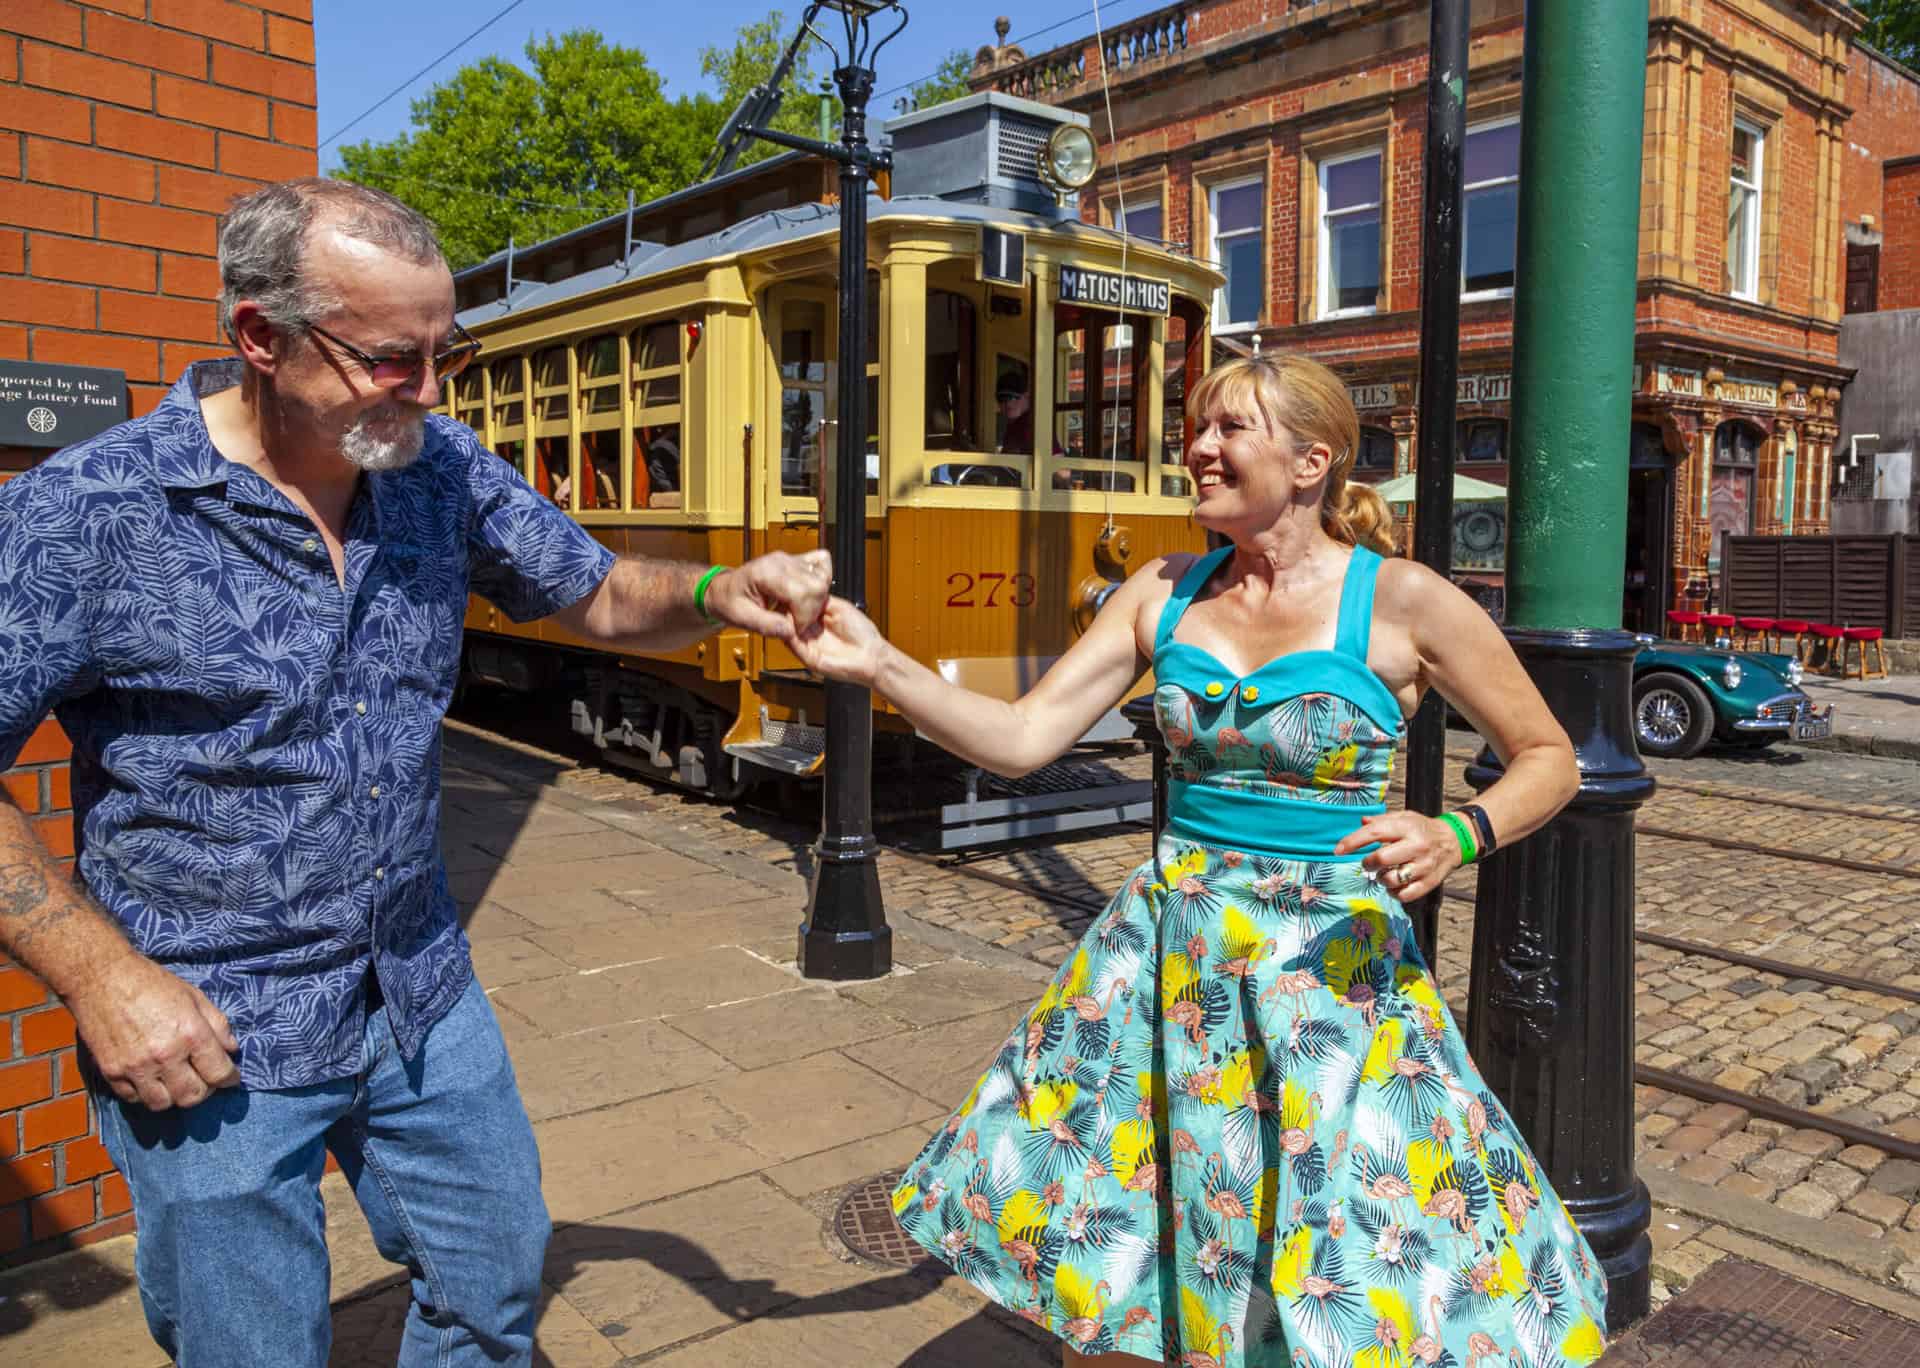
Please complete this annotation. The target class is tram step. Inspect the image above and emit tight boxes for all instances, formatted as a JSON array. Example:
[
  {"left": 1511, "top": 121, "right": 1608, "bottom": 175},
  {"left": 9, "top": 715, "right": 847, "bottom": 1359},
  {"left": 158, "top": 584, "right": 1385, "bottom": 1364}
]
[
  {"left": 937, "top": 778, "right": 1154, "bottom": 850},
  {"left": 724, "top": 739, "right": 828, "bottom": 776}
]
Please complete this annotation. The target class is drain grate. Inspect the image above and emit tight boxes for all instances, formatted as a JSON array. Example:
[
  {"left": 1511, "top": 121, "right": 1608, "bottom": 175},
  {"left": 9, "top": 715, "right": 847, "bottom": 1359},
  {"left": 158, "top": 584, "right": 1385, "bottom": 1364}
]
[
  {"left": 1604, "top": 1259, "right": 1920, "bottom": 1365},
  {"left": 833, "top": 1170, "right": 932, "bottom": 1269}
]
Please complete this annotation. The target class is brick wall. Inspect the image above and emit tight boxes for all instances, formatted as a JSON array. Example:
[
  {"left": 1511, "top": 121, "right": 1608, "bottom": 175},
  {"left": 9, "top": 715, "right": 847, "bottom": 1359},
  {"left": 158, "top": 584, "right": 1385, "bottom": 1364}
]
[
  {"left": 1845, "top": 46, "right": 1920, "bottom": 231},
  {"left": 0, "top": 0, "right": 316, "bottom": 1267},
  {"left": 1882, "top": 157, "right": 1920, "bottom": 310}
]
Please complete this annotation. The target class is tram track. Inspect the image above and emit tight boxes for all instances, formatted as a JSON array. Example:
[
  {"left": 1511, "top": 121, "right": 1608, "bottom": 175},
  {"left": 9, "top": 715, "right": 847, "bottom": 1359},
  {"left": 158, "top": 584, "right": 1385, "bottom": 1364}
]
[{"left": 446, "top": 707, "right": 1920, "bottom": 1168}]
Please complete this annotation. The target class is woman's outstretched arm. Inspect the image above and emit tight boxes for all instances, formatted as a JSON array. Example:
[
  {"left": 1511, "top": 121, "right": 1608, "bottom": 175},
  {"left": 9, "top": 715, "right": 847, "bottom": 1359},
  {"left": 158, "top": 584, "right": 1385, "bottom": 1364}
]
[{"left": 790, "top": 557, "right": 1184, "bottom": 778}]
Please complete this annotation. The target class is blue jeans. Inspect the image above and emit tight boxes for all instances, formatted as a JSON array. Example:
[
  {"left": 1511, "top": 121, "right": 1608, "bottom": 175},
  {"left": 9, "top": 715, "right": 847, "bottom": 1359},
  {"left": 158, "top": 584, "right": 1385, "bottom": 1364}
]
[{"left": 93, "top": 976, "right": 550, "bottom": 1367}]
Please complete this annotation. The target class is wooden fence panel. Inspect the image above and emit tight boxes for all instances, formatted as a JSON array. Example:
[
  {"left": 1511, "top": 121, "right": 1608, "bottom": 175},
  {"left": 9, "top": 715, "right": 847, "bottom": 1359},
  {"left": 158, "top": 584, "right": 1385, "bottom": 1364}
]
[
  {"left": 1724, "top": 533, "right": 1910, "bottom": 633},
  {"left": 1781, "top": 539, "right": 1836, "bottom": 622}
]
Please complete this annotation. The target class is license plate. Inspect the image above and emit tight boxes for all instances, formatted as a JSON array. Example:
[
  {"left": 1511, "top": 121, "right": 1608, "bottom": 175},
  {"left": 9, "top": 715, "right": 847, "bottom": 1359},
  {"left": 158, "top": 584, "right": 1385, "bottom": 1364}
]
[{"left": 1791, "top": 714, "right": 1832, "bottom": 741}]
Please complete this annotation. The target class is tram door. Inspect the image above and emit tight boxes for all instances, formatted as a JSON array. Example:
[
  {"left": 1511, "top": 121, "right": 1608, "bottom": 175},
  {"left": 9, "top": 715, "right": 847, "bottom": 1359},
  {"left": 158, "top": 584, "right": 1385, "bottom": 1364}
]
[
  {"left": 760, "top": 282, "right": 881, "bottom": 671},
  {"left": 1625, "top": 421, "right": 1675, "bottom": 635}
]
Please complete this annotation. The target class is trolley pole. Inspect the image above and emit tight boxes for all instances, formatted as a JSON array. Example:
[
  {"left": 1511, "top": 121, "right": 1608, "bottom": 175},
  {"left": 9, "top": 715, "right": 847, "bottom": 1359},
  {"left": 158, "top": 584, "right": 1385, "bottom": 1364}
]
[
  {"left": 1464, "top": 0, "right": 1653, "bottom": 1330},
  {"left": 1403, "top": 0, "right": 1470, "bottom": 970},
  {"left": 739, "top": 2, "right": 904, "bottom": 980}
]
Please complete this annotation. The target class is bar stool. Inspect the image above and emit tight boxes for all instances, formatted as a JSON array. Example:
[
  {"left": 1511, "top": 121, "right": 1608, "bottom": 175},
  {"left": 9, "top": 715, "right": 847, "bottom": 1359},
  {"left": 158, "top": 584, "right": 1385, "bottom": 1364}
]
[
  {"left": 1700, "top": 613, "right": 1736, "bottom": 647},
  {"left": 1841, "top": 626, "right": 1890, "bottom": 681},
  {"left": 1772, "top": 618, "right": 1811, "bottom": 662},
  {"left": 1807, "top": 622, "right": 1845, "bottom": 673},
  {"left": 1736, "top": 616, "right": 1778, "bottom": 652},
  {"left": 1665, "top": 610, "right": 1703, "bottom": 643}
]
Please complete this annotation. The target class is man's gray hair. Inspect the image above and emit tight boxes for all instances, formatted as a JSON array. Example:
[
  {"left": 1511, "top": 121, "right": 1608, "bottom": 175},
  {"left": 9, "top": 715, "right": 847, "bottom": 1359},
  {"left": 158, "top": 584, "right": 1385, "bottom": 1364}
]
[{"left": 217, "top": 178, "right": 446, "bottom": 343}]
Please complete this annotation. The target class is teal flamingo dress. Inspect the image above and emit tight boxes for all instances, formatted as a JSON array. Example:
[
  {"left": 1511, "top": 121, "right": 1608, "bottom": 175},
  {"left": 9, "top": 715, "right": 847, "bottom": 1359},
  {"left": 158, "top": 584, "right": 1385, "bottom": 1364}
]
[{"left": 891, "top": 545, "right": 1608, "bottom": 1367}]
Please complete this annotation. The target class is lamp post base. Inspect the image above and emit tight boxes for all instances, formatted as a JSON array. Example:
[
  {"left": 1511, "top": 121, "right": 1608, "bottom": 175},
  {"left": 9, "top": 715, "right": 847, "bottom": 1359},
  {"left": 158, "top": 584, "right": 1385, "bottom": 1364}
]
[
  {"left": 799, "top": 833, "right": 892, "bottom": 980},
  {"left": 1465, "top": 626, "right": 1654, "bottom": 1332}
]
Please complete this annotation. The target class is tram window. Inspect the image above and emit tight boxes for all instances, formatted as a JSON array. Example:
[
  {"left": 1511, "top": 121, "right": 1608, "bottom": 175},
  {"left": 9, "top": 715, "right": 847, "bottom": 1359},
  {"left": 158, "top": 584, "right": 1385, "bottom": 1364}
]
[
  {"left": 781, "top": 389, "right": 824, "bottom": 498},
  {"left": 578, "top": 430, "right": 621, "bottom": 509},
  {"left": 634, "top": 321, "right": 680, "bottom": 408},
  {"left": 454, "top": 368, "right": 487, "bottom": 436},
  {"left": 580, "top": 334, "right": 621, "bottom": 415},
  {"left": 495, "top": 439, "right": 524, "bottom": 474},
  {"left": 533, "top": 437, "right": 566, "bottom": 503},
  {"left": 781, "top": 301, "right": 827, "bottom": 383},
  {"left": 1456, "top": 419, "right": 1507, "bottom": 464},
  {"left": 925, "top": 289, "right": 977, "bottom": 451},
  {"left": 533, "top": 347, "right": 568, "bottom": 422},
  {"left": 638, "top": 424, "right": 681, "bottom": 506},
  {"left": 994, "top": 355, "right": 1033, "bottom": 457},
  {"left": 1357, "top": 426, "right": 1396, "bottom": 471},
  {"left": 1052, "top": 467, "right": 1137, "bottom": 493},
  {"left": 489, "top": 358, "right": 524, "bottom": 430}
]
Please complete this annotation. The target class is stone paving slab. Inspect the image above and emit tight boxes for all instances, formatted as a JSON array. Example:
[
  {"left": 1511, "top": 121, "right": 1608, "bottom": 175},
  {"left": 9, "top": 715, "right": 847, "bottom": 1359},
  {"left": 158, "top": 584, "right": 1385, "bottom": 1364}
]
[
  {"left": 491, "top": 945, "right": 799, "bottom": 1036},
  {"left": 543, "top": 1174, "right": 876, "bottom": 1360},
  {"left": 663, "top": 986, "right": 910, "bottom": 1070},
  {"left": 503, "top": 1017, "right": 738, "bottom": 1124}
]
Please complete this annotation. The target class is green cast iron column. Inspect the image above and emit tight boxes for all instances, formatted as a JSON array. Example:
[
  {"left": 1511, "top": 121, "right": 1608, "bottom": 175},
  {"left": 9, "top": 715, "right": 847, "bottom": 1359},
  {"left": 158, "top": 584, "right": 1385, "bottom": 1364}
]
[
  {"left": 1504, "top": 0, "right": 1647, "bottom": 629},
  {"left": 1463, "top": 0, "right": 1657, "bottom": 1332}
]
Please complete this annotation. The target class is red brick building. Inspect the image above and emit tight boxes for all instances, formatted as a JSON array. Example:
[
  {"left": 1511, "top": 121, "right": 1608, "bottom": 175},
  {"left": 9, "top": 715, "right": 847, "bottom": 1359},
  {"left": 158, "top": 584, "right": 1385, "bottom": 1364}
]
[
  {"left": 973, "top": 0, "right": 1920, "bottom": 630},
  {"left": 0, "top": 0, "right": 316, "bottom": 1265}
]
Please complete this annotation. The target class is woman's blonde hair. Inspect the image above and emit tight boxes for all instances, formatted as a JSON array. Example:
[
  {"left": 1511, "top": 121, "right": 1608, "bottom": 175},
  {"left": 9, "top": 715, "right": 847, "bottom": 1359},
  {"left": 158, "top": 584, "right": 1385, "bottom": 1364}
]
[{"left": 1187, "top": 352, "right": 1397, "bottom": 555}]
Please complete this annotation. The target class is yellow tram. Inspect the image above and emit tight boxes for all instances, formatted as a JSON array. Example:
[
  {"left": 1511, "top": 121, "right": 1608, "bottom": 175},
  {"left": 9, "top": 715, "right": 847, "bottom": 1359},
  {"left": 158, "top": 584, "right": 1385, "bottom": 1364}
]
[{"left": 444, "top": 94, "right": 1221, "bottom": 798}]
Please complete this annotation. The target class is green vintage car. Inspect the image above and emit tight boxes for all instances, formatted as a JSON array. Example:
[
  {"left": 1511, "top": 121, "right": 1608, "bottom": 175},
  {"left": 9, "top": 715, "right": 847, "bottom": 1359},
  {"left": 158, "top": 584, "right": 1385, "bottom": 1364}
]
[{"left": 1631, "top": 636, "right": 1833, "bottom": 759}]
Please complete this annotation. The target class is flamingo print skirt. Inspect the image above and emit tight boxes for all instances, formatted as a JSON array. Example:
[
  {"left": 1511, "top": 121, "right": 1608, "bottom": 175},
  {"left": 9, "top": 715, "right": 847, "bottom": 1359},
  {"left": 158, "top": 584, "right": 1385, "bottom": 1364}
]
[{"left": 890, "top": 834, "right": 1610, "bottom": 1366}]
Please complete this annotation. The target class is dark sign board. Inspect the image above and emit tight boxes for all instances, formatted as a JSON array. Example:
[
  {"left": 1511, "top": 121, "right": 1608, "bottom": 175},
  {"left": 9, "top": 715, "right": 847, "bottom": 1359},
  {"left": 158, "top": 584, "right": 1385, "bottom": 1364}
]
[
  {"left": 980, "top": 227, "right": 1025, "bottom": 285},
  {"left": 1056, "top": 266, "right": 1171, "bottom": 315},
  {"left": 0, "top": 361, "right": 129, "bottom": 448}
]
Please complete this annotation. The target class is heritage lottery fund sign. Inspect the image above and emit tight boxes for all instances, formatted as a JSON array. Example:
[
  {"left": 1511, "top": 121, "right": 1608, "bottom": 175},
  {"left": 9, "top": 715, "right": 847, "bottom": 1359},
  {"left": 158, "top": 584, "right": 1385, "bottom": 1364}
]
[
  {"left": 1057, "top": 266, "right": 1172, "bottom": 314},
  {"left": 0, "top": 360, "right": 128, "bottom": 448}
]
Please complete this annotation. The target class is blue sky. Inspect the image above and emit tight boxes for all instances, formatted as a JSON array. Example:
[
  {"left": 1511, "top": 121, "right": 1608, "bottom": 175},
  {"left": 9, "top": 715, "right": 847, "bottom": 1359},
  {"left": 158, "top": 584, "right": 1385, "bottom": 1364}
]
[{"left": 312, "top": 1, "right": 1164, "bottom": 169}]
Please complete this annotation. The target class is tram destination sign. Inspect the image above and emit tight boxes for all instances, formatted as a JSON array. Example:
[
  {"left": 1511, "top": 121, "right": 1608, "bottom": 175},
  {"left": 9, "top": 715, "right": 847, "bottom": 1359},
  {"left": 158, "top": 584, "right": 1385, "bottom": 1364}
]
[
  {"left": 1056, "top": 266, "right": 1171, "bottom": 314},
  {"left": 0, "top": 360, "right": 128, "bottom": 448}
]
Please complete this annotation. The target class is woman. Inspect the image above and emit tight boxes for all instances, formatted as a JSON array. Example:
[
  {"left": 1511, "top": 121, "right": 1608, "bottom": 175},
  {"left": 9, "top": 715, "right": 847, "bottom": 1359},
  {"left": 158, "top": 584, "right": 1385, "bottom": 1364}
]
[{"left": 790, "top": 354, "right": 1607, "bottom": 1367}]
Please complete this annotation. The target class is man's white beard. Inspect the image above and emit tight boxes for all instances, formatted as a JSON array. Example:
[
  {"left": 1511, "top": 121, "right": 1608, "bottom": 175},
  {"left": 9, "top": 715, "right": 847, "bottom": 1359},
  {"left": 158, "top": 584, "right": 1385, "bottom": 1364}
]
[{"left": 341, "top": 405, "right": 426, "bottom": 472}]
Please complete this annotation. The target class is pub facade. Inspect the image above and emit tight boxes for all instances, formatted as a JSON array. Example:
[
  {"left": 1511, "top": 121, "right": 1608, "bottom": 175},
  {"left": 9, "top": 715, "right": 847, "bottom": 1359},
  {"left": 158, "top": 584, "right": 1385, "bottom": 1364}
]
[{"left": 970, "top": 0, "right": 1906, "bottom": 631}]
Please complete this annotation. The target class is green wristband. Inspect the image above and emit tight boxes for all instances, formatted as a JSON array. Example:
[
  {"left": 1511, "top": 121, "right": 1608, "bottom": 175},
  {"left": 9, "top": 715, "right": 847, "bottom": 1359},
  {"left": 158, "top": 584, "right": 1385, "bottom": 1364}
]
[
  {"left": 693, "top": 564, "right": 728, "bottom": 626},
  {"left": 1438, "top": 812, "right": 1478, "bottom": 866}
]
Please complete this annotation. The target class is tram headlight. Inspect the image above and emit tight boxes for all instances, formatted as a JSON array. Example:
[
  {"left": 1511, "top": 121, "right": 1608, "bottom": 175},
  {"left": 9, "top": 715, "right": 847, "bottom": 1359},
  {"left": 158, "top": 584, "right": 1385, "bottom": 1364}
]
[
  {"left": 1039, "top": 124, "right": 1099, "bottom": 192},
  {"left": 1722, "top": 657, "right": 1743, "bottom": 690}
]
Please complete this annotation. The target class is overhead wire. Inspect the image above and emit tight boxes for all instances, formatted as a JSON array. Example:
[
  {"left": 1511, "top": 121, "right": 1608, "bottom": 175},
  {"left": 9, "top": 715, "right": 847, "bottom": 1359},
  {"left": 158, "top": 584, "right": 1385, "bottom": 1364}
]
[
  {"left": 1089, "top": 0, "right": 1128, "bottom": 535},
  {"left": 319, "top": 0, "right": 534, "bottom": 150}
]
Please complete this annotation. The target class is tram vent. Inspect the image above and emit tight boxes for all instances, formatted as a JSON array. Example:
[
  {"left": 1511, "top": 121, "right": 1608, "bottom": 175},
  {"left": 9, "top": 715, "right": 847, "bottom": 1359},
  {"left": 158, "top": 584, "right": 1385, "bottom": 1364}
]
[{"left": 883, "top": 90, "right": 1091, "bottom": 219}]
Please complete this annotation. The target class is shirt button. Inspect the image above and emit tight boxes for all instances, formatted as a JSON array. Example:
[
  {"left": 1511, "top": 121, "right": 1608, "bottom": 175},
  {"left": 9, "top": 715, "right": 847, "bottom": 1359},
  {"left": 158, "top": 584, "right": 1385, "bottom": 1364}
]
[
  {"left": 303, "top": 538, "right": 318, "bottom": 553},
  {"left": 369, "top": 785, "right": 382, "bottom": 799},
  {"left": 354, "top": 702, "right": 368, "bottom": 716},
  {"left": 373, "top": 866, "right": 386, "bottom": 881}
]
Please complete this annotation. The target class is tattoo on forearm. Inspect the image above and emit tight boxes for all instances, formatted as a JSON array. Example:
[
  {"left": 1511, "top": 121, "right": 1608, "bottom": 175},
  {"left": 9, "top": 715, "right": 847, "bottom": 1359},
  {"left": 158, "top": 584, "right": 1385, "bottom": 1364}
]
[{"left": 0, "top": 857, "right": 69, "bottom": 952}]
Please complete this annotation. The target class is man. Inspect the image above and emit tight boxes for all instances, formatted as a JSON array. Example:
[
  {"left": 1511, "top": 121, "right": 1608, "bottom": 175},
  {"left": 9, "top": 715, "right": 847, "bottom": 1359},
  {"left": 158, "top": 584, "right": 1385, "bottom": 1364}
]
[{"left": 0, "top": 178, "right": 830, "bottom": 1367}]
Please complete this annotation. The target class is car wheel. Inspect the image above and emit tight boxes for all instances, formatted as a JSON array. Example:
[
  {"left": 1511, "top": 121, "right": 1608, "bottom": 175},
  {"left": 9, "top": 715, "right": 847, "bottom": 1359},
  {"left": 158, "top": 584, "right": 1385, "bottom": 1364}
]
[{"left": 1633, "top": 671, "right": 1714, "bottom": 759}]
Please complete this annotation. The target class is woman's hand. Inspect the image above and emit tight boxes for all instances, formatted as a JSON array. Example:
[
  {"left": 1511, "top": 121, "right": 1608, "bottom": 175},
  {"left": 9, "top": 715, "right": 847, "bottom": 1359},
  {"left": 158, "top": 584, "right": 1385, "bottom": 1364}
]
[
  {"left": 1334, "top": 811, "right": 1464, "bottom": 903},
  {"left": 790, "top": 595, "right": 890, "bottom": 688}
]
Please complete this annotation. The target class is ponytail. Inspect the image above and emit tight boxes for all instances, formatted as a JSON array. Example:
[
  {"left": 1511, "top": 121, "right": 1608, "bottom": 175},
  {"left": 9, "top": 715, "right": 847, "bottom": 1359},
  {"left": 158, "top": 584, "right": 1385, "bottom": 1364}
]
[{"left": 1322, "top": 475, "right": 1397, "bottom": 555}]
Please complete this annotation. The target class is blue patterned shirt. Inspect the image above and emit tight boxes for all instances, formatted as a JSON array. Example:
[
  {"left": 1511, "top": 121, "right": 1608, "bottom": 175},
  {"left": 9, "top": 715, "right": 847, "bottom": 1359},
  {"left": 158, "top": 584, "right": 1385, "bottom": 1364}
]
[{"left": 0, "top": 360, "right": 616, "bottom": 1088}]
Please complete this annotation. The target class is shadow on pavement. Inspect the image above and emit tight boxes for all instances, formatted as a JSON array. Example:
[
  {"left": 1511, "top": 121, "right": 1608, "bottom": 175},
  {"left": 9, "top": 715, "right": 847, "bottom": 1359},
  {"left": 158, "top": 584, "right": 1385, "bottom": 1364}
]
[
  {"left": 0, "top": 1245, "right": 137, "bottom": 1340},
  {"left": 329, "top": 1224, "right": 1053, "bottom": 1366}
]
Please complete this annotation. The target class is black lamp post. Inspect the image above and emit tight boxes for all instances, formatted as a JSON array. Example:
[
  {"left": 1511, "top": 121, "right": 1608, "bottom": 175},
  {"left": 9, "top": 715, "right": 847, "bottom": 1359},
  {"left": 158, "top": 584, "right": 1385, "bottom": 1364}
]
[
  {"left": 1402, "top": 0, "right": 1470, "bottom": 969},
  {"left": 735, "top": 1, "right": 906, "bottom": 980}
]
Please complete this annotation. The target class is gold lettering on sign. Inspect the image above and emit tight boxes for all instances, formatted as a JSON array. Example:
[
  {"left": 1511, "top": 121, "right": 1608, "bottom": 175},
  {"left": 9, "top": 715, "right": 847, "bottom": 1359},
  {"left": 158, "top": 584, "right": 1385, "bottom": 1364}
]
[
  {"left": 1719, "top": 375, "right": 1777, "bottom": 408},
  {"left": 1655, "top": 366, "right": 1703, "bottom": 397}
]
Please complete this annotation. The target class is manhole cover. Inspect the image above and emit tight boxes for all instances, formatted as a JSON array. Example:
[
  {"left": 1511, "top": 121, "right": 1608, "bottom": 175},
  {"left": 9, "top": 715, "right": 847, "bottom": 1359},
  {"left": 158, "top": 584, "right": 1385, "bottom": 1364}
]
[
  {"left": 1603, "top": 1258, "right": 1920, "bottom": 1365},
  {"left": 833, "top": 1170, "right": 932, "bottom": 1269}
]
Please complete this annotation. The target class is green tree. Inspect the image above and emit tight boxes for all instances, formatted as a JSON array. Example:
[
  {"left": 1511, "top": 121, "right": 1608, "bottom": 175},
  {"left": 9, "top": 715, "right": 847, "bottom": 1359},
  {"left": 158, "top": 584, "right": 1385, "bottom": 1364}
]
[
  {"left": 1857, "top": 0, "right": 1920, "bottom": 66},
  {"left": 335, "top": 30, "right": 717, "bottom": 268},
  {"left": 701, "top": 11, "right": 831, "bottom": 163},
  {"left": 902, "top": 49, "right": 976, "bottom": 113}
]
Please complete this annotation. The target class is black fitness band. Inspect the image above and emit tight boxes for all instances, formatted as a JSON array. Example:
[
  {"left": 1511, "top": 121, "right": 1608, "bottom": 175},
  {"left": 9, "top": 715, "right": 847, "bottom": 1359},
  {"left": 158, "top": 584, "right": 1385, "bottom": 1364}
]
[{"left": 1458, "top": 802, "right": 1497, "bottom": 856}]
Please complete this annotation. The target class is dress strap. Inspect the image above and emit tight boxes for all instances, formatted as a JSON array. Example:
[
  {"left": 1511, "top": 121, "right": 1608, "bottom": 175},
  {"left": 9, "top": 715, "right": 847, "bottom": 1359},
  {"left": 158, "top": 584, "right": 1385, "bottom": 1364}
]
[
  {"left": 1154, "top": 546, "right": 1233, "bottom": 655},
  {"left": 1333, "top": 545, "right": 1383, "bottom": 662}
]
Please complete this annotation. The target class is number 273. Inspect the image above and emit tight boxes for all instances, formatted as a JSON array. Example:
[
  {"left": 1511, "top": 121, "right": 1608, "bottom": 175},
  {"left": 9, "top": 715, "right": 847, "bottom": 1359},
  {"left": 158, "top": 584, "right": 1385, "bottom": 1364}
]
[{"left": 946, "top": 572, "right": 1036, "bottom": 607}]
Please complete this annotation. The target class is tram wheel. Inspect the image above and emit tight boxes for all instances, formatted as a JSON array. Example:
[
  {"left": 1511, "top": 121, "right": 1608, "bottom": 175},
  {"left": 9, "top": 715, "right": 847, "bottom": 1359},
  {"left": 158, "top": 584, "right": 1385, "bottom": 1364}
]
[{"left": 1632, "top": 671, "right": 1713, "bottom": 759}]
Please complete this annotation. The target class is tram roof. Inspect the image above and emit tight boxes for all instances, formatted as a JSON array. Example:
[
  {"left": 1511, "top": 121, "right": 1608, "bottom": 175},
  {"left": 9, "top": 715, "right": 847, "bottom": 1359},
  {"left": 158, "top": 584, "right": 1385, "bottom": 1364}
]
[{"left": 453, "top": 189, "right": 1202, "bottom": 329}]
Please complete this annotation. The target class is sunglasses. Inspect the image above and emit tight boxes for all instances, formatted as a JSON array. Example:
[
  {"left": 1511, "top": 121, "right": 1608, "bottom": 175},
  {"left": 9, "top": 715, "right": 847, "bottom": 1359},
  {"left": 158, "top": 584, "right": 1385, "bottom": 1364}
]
[{"left": 304, "top": 320, "right": 482, "bottom": 389}]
